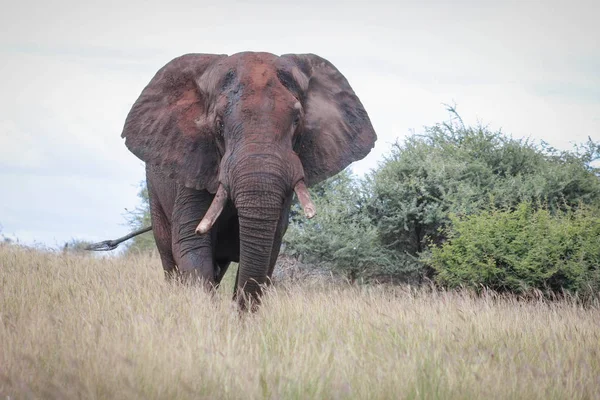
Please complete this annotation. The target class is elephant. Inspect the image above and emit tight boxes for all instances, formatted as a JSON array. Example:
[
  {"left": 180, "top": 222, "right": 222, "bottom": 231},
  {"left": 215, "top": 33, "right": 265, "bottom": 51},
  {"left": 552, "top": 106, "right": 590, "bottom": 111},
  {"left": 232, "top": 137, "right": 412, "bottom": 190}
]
[{"left": 114, "top": 52, "right": 376, "bottom": 309}]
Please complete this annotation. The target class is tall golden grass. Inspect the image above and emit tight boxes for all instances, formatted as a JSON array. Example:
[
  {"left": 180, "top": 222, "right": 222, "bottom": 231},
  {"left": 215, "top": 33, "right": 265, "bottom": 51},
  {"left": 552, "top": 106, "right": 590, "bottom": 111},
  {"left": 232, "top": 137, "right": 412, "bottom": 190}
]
[{"left": 1, "top": 244, "right": 599, "bottom": 399}]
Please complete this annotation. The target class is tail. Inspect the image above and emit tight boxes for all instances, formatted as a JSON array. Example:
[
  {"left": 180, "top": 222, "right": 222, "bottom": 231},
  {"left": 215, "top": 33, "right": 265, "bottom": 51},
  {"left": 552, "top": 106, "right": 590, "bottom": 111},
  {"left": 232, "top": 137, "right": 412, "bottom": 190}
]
[{"left": 85, "top": 226, "right": 153, "bottom": 251}]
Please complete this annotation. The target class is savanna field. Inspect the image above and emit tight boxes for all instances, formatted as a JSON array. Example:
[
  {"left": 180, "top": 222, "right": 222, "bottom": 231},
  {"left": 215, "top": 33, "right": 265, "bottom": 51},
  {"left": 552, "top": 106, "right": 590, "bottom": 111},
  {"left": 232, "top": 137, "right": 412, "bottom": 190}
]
[{"left": 1, "top": 244, "right": 599, "bottom": 399}]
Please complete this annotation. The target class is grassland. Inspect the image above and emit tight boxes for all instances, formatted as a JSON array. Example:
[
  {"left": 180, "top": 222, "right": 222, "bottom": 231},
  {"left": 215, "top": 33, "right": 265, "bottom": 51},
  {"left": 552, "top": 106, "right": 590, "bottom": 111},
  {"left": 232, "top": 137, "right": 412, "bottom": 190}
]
[{"left": 1, "top": 244, "right": 599, "bottom": 399}]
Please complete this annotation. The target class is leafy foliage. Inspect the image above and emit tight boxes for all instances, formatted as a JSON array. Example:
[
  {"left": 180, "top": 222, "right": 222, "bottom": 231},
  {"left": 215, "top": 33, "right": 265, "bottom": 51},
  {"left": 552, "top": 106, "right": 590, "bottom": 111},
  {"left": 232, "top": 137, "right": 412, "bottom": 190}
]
[
  {"left": 124, "top": 182, "right": 155, "bottom": 255},
  {"left": 283, "top": 170, "right": 411, "bottom": 282},
  {"left": 426, "top": 202, "right": 600, "bottom": 297},
  {"left": 367, "top": 117, "right": 600, "bottom": 279}
]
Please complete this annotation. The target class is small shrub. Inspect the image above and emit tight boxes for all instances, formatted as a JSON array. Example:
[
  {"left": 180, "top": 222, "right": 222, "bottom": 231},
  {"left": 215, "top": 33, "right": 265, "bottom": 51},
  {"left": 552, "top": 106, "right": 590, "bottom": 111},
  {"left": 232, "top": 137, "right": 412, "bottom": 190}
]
[
  {"left": 124, "top": 182, "right": 155, "bottom": 254},
  {"left": 369, "top": 122, "right": 600, "bottom": 267},
  {"left": 426, "top": 202, "right": 600, "bottom": 297},
  {"left": 284, "top": 171, "right": 414, "bottom": 282}
]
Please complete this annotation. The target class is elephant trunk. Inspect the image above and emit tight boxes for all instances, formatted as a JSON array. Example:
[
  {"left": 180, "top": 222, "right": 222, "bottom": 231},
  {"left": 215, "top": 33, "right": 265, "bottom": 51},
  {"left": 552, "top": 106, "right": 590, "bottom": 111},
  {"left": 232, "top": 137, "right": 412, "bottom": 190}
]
[
  {"left": 195, "top": 143, "right": 317, "bottom": 310},
  {"left": 236, "top": 205, "right": 281, "bottom": 310},
  {"left": 230, "top": 155, "right": 290, "bottom": 310}
]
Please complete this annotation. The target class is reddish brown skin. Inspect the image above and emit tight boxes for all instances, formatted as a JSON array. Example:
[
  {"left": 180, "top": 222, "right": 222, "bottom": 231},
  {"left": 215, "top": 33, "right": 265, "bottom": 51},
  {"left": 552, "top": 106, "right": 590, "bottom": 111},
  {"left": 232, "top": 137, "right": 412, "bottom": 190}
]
[{"left": 122, "top": 52, "right": 376, "bottom": 309}]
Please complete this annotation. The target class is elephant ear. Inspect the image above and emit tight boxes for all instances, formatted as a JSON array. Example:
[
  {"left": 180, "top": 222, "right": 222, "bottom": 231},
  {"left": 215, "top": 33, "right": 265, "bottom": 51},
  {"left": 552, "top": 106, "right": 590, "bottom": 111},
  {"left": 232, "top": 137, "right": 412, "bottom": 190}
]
[
  {"left": 122, "top": 54, "right": 225, "bottom": 192},
  {"left": 281, "top": 54, "right": 377, "bottom": 186}
]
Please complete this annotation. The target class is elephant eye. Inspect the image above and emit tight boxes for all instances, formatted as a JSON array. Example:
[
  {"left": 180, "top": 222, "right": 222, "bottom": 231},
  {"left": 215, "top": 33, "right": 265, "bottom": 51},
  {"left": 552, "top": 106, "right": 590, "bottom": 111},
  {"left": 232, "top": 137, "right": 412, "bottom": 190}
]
[
  {"left": 216, "top": 119, "right": 224, "bottom": 135},
  {"left": 293, "top": 115, "right": 301, "bottom": 127}
]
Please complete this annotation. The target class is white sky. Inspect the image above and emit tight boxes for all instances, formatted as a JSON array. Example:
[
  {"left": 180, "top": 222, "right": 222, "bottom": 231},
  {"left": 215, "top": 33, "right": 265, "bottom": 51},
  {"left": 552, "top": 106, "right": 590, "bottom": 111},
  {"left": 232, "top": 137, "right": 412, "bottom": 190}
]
[{"left": 1, "top": 0, "right": 598, "bottom": 247}]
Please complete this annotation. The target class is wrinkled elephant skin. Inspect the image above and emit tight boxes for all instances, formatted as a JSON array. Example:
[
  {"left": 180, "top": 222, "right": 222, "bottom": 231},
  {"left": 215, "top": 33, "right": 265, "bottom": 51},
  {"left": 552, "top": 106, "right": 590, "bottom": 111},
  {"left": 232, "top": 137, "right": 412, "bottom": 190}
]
[{"left": 121, "top": 52, "right": 377, "bottom": 310}]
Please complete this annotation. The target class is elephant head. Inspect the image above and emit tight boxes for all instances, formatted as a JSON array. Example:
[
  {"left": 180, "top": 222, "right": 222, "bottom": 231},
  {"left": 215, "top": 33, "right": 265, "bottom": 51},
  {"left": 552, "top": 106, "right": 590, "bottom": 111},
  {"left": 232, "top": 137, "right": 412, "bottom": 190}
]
[{"left": 122, "top": 52, "right": 376, "bottom": 307}]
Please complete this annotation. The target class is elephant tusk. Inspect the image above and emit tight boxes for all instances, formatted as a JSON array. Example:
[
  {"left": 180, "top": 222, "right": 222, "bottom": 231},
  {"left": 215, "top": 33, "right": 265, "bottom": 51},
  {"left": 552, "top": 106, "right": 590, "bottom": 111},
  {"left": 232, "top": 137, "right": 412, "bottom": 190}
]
[
  {"left": 195, "top": 184, "right": 228, "bottom": 235},
  {"left": 294, "top": 180, "right": 316, "bottom": 219}
]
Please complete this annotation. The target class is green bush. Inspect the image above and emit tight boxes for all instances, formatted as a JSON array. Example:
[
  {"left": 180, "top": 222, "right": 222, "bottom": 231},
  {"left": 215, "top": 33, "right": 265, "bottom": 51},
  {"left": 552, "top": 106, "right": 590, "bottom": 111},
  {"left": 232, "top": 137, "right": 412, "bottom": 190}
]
[
  {"left": 124, "top": 182, "right": 155, "bottom": 255},
  {"left": 283, "top": 171, "right": 413, "bottom": 282},
  {"left": 426, "top": 202, "right": 600, "bottom": 297},
  {"left": 368, "top": 117, "right": 600, "bottom": 280}
]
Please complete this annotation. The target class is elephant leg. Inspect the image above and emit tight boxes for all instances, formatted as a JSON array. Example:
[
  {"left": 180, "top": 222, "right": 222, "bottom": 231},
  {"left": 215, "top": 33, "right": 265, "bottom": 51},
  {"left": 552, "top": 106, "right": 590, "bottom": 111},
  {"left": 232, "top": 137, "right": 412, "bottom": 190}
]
[
  {"left": 171, "top": 186, "right": 215, "bottom": 288},
  {"left": 148, "top": 176, "right": 177, "bottom": 280}
]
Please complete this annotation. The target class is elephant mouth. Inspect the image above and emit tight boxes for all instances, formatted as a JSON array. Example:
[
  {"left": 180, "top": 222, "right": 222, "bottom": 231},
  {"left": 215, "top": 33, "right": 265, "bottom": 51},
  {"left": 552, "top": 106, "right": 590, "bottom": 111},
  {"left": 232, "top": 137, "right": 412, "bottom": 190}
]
[{"left": 194, "top": 179, "right": 315, "bottom": 236}]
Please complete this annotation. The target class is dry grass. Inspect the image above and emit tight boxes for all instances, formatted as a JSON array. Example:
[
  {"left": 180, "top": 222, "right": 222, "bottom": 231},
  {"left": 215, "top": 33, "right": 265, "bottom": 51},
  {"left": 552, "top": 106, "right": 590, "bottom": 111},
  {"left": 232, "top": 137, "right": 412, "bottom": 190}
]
[{"left": 1, "top": 245, "right": 599, "bottom": 399}]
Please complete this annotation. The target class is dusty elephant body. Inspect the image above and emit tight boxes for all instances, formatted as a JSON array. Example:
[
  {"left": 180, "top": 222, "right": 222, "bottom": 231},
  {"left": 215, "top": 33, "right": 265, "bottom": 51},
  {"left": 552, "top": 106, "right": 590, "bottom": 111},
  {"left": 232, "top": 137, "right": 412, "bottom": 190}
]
[{"left": 119, "top": 52, "right": 376, "bottom": 309}]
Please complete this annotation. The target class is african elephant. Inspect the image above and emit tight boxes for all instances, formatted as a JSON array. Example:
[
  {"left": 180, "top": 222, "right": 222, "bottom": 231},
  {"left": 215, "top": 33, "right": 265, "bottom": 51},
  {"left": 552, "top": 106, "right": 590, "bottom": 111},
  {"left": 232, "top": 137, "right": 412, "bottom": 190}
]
[{"left": 121, "top": 52, "right": 376, "bottom": 309}]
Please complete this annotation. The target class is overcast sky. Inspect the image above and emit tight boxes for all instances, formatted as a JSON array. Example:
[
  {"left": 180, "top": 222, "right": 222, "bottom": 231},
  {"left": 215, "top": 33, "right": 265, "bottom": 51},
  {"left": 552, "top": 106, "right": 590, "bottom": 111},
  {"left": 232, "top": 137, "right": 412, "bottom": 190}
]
[{"left": 1, "top": 0, "right": 598, "bottom": 247}]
